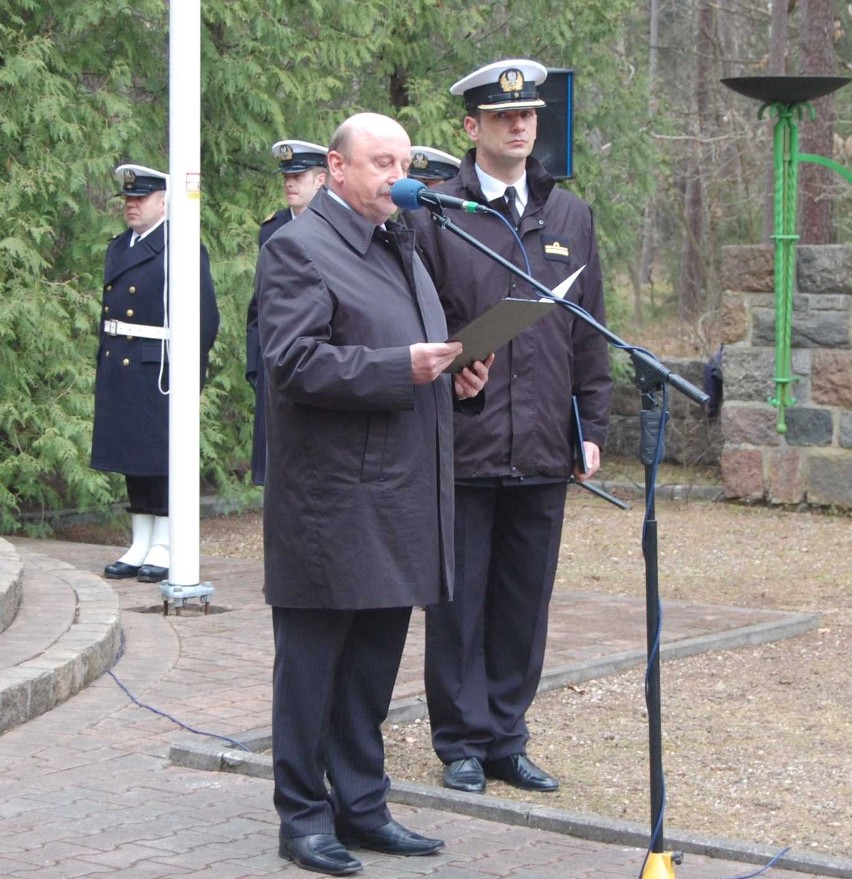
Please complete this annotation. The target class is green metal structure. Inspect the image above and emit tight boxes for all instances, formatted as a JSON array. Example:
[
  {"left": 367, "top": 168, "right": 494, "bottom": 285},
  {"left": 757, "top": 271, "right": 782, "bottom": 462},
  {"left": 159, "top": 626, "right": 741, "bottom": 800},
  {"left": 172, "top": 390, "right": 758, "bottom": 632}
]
[{"left": 722, "top": 76, "right": 851, "bottom": 433}]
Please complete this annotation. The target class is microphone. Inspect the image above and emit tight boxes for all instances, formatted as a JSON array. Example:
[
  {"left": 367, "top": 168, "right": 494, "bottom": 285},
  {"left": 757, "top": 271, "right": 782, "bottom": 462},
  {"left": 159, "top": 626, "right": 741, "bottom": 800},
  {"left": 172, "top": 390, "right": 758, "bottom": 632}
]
[{"left": 390, "top": 178, "right": 491, "bottom": 214}]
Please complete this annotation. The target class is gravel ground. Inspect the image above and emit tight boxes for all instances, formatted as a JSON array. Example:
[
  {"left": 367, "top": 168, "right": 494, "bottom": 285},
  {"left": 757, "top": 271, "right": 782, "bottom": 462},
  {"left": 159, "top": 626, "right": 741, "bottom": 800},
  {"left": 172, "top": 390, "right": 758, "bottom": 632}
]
[{"left": 55, "top": 461, "right": 851, "bottom": 861}]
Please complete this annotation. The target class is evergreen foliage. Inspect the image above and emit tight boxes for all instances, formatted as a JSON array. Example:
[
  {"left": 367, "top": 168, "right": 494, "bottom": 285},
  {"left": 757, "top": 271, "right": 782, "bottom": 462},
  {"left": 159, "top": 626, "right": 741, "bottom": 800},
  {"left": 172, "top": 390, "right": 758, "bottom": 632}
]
[{"left": 1, "top": 0, "right": 651, "bottom": 530}]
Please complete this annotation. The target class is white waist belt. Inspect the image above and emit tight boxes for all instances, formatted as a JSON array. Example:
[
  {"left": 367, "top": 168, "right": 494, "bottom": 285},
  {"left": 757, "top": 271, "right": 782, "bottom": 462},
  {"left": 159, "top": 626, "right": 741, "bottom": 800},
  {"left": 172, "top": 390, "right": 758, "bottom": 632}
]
[{"left": 103, "top": 319, "right": 170, "bottom": 340}]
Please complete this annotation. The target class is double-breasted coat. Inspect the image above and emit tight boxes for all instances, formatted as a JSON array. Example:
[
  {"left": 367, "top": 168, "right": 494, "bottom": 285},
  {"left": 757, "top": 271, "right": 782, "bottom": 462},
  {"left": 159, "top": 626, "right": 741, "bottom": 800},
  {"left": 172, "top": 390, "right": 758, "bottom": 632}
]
[
  {"left": 256, "top": 188, "right": 458, "bottom": 611},
  {"left": 90, "top": 224, "right": 220, "bottom": 476}
]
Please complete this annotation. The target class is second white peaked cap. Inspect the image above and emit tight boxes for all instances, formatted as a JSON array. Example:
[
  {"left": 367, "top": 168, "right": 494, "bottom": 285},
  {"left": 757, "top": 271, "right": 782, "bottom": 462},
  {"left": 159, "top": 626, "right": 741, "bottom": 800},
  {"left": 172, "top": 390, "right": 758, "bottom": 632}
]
[
  {"left": 409, "top": 146, "right": 462, "bottom": 182},
  {"left": 451, "top": 59, "right": 548, "bottom": 112},
  {"left": 271, "top": 140, "right": 329, "bottom": 174}
]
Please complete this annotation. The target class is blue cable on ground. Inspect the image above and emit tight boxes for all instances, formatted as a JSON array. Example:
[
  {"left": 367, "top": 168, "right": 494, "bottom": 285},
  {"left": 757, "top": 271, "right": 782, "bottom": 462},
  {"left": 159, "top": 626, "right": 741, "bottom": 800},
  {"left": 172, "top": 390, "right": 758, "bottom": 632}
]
[
  {"left": 107, "top": 662, "right": 251, "bottom": 752},
  {"left": 726, "top": 847, "right": 792, "bottom": 879}
]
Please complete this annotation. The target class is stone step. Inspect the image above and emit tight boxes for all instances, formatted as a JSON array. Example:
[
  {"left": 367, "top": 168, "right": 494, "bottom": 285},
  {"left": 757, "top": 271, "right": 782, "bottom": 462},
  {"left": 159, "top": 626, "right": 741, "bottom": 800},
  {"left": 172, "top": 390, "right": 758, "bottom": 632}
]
[
  {"left": 0, "top": 538, "right": 122, "bottom": 735},
  {"left": 0, "top": 539, "right": 23, "bottom": 634}
]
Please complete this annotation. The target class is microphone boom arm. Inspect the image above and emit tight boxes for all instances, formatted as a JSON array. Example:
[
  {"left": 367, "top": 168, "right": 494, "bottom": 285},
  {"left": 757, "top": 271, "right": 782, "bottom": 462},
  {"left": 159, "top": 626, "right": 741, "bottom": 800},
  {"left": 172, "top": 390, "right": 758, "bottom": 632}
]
[{"left": 426, "top": 210, "right": 709, "bottom": 407}]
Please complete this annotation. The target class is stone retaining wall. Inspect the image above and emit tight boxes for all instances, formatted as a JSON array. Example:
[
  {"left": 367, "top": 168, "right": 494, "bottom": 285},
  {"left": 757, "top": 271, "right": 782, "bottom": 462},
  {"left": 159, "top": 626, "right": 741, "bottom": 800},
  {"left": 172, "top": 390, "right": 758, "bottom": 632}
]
[
  {"left": 719, "top": 244, "right": 852, "bottom": 507},
  {"left": 605, "top": 358, "right": 722, "bottom": 468}
]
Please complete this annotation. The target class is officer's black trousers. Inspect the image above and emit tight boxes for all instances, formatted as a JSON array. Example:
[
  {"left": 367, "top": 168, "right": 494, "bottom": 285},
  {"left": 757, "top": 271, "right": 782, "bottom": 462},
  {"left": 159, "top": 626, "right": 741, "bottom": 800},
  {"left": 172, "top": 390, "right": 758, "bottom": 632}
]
[{"left": 125, "top": 475, "right": 168, "bottom": 517}]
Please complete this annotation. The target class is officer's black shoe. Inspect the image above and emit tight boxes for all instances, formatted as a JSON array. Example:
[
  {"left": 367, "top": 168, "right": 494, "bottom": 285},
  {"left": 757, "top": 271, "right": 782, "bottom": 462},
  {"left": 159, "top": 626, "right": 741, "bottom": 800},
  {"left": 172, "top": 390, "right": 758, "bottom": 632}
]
[
  {"left": 137, "top": 565, "right": 169, "bottom": 583},
  {"left": 104, "top": 561, "right": 141, "bottom": 580},
  {"left": 279, "top": 833, "right": 362, "bottom": 875},
  {"left": 442, "top": 756, "right": 486, "bottom": 793},
  {"left": 483, "top": 754, "right": 559, "bottom": 791},
  {"left": 339, "top": 819, "right": 444, "bottom": 856}
]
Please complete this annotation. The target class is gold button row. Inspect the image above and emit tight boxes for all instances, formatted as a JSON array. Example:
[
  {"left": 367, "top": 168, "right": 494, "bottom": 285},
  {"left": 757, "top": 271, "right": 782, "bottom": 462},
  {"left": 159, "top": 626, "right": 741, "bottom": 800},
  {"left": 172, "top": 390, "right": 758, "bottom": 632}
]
[{"left": 102, "top": 352, "right": 132, "bottom": 366}]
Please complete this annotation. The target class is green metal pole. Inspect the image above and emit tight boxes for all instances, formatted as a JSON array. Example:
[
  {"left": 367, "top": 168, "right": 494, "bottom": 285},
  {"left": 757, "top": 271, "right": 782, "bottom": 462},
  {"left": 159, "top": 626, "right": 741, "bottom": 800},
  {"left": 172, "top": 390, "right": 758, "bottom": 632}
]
[
  {"left": 728, "top": 78, "right": 850, "bottom": 436},
  {"left": 764, "top": 103, "right": 802, "bottom": 433}
]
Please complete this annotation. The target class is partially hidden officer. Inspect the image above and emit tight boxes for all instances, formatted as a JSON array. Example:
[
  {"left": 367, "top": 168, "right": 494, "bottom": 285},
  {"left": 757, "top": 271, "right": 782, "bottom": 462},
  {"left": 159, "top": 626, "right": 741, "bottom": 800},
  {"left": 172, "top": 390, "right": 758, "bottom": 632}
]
[
  {"left": 408, "top": 145, "right": 461, "bottom": 188},
  {"left": 92, "top": 164, "right": 220, "bottom": 583},
  {"left": 245, "top": 140, "right": 327, "bottom": 485},
  {"left": 403, "top": 59, "right": 613, "bottom": 795}
]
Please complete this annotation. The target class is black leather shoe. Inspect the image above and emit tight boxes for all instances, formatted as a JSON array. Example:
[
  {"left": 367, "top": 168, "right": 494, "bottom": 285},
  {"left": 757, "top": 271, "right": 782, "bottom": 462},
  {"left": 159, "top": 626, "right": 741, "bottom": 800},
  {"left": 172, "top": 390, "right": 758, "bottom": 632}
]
[
  {"left": 137, "top": 565, "right": 169, "bottom": 583},
  {"left": 484, "top": 754, "right": 559, "bottom": 791},
  {"left": 279, "top": 834, "right": 362, "bottom": 875},
  {"left": 443, "top": 756, "right": 486, "bottom": 793},
  {"left": 339, "top": 819, "right": 444, "bottom": 856},
  {"left": 104, "top": 561, "right": 141, "bottom": 580}
]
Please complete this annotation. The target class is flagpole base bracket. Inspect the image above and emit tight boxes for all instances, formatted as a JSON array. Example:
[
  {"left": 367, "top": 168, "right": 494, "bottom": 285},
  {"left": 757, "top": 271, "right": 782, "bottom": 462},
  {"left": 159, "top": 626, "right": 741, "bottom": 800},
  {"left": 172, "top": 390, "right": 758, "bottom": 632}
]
[{"left": 159, "top": 581, "right": 215, "bottom": 616}]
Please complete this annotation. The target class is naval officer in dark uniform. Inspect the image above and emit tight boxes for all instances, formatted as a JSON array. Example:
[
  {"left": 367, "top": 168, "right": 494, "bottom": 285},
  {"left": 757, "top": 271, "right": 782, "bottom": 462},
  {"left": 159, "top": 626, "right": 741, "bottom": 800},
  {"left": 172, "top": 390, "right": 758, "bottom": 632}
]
[
  {"left": 404, "top": 60, "right": 612, "bottom": 796},
  {"left": 245, "top": 140, "right": 327, "bottom": 485},
  {"left": 91, "top": 164, "right": 220, "bottom": 582}
]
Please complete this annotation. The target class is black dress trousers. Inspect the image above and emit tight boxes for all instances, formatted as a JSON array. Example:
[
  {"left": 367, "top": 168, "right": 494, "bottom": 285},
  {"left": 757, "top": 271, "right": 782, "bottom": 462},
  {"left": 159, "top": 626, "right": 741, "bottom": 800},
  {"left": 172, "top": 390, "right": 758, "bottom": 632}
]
[
  {"left": 271, "top": 604, "right": 412, "bottom": 837},
  {"left": 424, "top": 480, "right": 568, "bottom": 763}
]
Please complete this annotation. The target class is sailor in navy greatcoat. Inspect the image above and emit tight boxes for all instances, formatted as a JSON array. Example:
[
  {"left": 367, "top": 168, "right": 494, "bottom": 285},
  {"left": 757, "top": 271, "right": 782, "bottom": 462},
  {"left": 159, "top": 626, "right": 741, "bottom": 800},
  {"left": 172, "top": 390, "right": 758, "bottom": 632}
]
[
  {"left": 245, "top": 140, "right": 327, "bottom": 485},
  {"left": 92, "top": 164, "right": 219, "bottom": 583}
]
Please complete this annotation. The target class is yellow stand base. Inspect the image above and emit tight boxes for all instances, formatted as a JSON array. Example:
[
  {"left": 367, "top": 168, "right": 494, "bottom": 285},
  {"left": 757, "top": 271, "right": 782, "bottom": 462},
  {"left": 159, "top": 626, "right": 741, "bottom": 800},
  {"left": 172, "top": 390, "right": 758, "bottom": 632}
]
[{"left": 641, "top": 851, "right": 682, "bottom": 879}]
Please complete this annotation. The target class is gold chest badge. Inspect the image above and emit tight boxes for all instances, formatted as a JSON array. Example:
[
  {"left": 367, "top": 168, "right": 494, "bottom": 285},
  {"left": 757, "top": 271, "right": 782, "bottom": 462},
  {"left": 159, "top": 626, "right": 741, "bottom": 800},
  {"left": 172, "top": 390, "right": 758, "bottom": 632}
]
[{"left": 544, "top": 240, "right": 570, "bottom": 258}]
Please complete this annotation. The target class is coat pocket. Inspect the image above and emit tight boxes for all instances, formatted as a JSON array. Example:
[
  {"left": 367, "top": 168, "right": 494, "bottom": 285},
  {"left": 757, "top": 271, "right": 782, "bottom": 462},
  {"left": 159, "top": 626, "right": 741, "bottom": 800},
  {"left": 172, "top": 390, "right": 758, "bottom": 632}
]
[
  {"left": 360, "top": 412, "right": 390, "bottom": 482},
  {"left": 140, "top": 340, "right": 167, "bottom": 365}
]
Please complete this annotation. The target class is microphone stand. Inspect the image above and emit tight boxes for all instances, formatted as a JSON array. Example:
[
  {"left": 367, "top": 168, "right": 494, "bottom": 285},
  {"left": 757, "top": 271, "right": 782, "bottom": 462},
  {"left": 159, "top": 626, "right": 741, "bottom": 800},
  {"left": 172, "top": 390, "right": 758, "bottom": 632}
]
[{"left": 426, "top": 207, "right": 707, "bottom": 879}]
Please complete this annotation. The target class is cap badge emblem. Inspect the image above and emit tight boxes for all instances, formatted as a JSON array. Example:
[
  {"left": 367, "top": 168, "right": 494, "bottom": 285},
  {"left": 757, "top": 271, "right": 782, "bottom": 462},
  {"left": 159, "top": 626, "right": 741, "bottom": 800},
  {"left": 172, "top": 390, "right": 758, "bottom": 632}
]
[
  {"left": 123, "top": 170, "right": 137, "bottom": 190},
  {"left": 411, "top": 152, "right": 429, "bottom": 170},
  {"left": 499, "top": 69, "right": 525, "bottom": 94}
]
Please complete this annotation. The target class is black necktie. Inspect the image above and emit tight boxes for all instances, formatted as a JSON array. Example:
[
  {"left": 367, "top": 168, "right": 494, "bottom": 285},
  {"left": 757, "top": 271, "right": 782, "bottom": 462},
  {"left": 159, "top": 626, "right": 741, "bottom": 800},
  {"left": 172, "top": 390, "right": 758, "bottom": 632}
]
[{"left": 504, "top": 186, "right": 521, "bottom": 227}]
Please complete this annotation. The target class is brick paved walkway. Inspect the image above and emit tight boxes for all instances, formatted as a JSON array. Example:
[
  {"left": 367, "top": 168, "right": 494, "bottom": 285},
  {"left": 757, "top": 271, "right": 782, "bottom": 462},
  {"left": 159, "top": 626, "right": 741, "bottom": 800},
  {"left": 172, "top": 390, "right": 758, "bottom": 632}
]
[{"left": 0, "top": 537, "right": 842, "bottom": 879}]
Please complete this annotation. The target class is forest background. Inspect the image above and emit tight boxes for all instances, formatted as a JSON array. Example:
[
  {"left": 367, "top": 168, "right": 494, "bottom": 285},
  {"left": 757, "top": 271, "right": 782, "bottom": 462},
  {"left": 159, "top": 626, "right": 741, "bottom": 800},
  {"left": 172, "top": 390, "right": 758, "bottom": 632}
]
[{"left": 1, "top": 0, "right": 850, "bottom": 532}]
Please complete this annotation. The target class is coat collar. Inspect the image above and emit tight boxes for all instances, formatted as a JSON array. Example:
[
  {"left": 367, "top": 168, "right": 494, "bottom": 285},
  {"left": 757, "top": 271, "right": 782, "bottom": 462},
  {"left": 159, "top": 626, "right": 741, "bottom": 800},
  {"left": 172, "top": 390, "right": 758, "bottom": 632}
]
[
  {"left": 310, "top": 188, "right": 382, "bottom": 256},
  {"left": 309, "top": 187, "right": 417, "bottom": 256},
  {"left": 457, "top": 148, "right": 555, "bottom": 208},
  {"left": 105, "top": 224, "right": 166, "bottom": 282}
]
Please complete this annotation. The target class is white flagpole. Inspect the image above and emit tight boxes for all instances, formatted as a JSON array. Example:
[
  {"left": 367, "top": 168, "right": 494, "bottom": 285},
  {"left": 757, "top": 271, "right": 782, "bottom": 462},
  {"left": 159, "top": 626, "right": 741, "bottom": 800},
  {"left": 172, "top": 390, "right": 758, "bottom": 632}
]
[{"left": 163, "top": 0, "right": 212, "bottom": 607}]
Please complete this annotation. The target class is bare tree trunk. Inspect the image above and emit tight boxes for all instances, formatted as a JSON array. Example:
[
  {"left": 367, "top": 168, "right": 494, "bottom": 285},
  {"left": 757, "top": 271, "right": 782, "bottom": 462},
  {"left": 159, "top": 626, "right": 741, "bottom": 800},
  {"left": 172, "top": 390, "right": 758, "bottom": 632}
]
[
  {"left": 763, "top": 0, "right": 790, "bottom": 241},
  {"left": 678, "top": 0, "right": 714, "bottom": 321},
  {"left": 798, "top": 0, "right": 836, "bottom": 243},
  {"left": 698, "top": 0, "right": 721, "bottom": 312},
  {"left": 679, "top": 163, "right": 704, "bottom": 321},
  {"left": 389, "top": 65, "right": 409, "bottom": 109},
  {"left": 638, "top": 0, "right": 661, "bottom": 306}
]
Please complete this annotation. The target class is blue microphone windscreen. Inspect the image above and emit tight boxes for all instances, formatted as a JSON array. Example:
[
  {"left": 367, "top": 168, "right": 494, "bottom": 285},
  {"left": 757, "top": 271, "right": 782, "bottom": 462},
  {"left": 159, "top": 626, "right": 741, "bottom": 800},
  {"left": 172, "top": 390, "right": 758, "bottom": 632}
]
[{"left": 390, "top": 178, "right": 426, "bottom": 210}]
